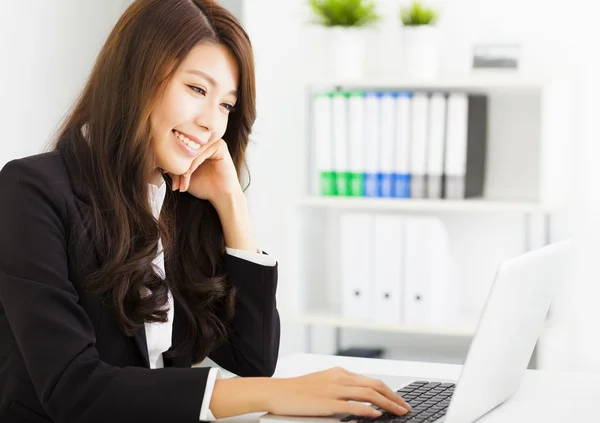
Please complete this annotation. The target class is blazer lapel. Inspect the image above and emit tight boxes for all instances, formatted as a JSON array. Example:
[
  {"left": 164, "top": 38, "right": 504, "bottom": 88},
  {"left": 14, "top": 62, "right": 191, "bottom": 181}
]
[{"left": 133, "top": 327, "right": 151, "bottom": 368}]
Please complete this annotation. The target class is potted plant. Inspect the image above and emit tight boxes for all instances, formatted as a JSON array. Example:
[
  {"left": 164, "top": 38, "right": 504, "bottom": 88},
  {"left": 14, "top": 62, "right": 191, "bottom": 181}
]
[
  {"left": 308, "top": 0, "right": 379, "bottom": 80},
  {"left": 399, "top": 1, "right": 440, "bottom": 78}
]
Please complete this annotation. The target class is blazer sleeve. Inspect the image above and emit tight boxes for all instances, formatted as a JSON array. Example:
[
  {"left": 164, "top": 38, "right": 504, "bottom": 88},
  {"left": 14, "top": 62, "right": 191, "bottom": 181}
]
[
  {"left": 0, "top": 160, "right": 210, "bottom": 423},
  {"left": 208, "top": 253, "right": 280, "bottom": 377}
]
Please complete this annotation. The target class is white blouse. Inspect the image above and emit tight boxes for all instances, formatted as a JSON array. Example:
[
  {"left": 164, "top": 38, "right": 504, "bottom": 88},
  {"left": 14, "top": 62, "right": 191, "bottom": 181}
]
[{"left": 147, "top": 180, "right": 276, "bottom": 421}]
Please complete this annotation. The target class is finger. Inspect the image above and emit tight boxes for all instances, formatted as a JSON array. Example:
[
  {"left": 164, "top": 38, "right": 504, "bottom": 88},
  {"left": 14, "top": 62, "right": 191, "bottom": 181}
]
[
  {"left": 341, "top": 387, "right": 408, "bottom": 416},
  {"left": 353, "top": 375, "right": 412, "bottom": 411},
  {"left": 332, "top": 400, "right": 382, "bottom": 418},
  {"left": 179, "top": 142, "right": 223, "bottom": 193},
  {"left": 188, "top": 139, "right": 223, "bottom": 174}
]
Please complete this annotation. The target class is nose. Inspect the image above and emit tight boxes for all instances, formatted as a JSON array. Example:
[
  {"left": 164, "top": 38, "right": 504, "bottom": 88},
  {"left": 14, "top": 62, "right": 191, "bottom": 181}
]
[{"left": 194, "top": 102, "right": 217, "bottom": 135}]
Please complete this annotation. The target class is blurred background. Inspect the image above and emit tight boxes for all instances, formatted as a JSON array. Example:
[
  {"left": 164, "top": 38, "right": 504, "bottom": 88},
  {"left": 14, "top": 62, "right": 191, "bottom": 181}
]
[{"left": 1, "top": 0, "right": 599, "bottom": 373}]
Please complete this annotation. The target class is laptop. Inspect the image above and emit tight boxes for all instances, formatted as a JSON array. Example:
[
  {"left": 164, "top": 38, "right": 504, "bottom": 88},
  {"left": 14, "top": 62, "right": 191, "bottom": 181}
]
[{"left": 261, "top": 240, "right": 572, "bottom": 423}]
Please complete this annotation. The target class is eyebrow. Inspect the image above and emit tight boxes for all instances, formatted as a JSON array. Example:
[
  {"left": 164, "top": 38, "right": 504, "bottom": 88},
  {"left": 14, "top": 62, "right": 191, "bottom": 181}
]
[{"left": 185, "top": 69, "right": 238, "bottom": 97}]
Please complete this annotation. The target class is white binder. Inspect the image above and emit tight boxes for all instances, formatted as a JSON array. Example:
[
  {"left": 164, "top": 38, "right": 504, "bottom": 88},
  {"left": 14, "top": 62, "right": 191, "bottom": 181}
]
[
  {"left": 373, "top": 214, "right": 404, "bottom": 324},
  {"left": 409, "top": 93, "right": 429, "bottom": 198},
  {"left": 313, "top": 92, "right": 334, "bottom": 195},
  {"left": 427, "top": 93, "right": 447, "bottom": 199},
  {"left": 364, "top": 92, "right": 381, "bottom": 197},
  {"left": 332, "top": 92, "right": 349, "bottom": 196},
  {"left": 379, "top": 92, "right": 396, "bottom": 197},
  {"left": 403, "top": 216, "right": 458, "bottom": 326},
  {"left": 340, "top": 213, "right": 374, "bottom": 320},
  {"left": 394, "top": 92, "right": 412, "bottom": 198},
  {"left": 348, "top": 91, "right": 365, "bottom": 196},
  {"left": 444, "top": 93, "right": 469, "bottom": 199}
]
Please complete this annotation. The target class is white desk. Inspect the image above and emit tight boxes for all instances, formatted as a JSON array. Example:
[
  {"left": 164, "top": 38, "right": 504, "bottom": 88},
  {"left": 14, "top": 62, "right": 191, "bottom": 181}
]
[{"left": 220, "top": 353, "right": 600, "bottom": 423}]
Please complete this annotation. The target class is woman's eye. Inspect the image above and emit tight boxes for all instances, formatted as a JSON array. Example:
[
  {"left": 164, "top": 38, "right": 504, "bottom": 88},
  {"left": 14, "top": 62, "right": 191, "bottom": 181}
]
[
  {"left": 221, "top": 103, "right": 236, "bottom": 112},
  {"left": 188, "top": 85, "right": 206, "bottom": 95}
]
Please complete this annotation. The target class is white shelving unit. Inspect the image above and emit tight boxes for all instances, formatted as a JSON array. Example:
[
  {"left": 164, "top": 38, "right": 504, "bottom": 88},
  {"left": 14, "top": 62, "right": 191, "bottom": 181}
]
[
  {"left": 297, "top": 196, "right": 557, "bottom": 214},
  {"left": 289, "top": 73, "right": 570, "bottom": 364},
  {"left": 309, "top": 74, "right": 549, "bottom": 94},
  {"left": 290, "top": 311, "right": 478, "bottom": 338}
]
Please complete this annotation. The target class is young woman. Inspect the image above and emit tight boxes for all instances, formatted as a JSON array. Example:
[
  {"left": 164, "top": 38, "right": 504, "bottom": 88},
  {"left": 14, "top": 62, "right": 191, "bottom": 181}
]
[{"left": 0, "top": 1, "right": 411, "bottom": 422}]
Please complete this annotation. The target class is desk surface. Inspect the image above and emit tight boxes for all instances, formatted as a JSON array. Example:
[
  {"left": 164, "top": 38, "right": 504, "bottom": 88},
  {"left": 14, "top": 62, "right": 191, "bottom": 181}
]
[{"left": 220, "top": 353, "right": 600, "bottom": 423}]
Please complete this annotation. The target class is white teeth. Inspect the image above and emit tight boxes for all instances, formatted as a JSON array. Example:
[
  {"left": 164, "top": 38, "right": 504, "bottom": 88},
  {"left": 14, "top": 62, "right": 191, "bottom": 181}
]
[{"left": 174, "top": 130, "right": 200, "bottom": 150}]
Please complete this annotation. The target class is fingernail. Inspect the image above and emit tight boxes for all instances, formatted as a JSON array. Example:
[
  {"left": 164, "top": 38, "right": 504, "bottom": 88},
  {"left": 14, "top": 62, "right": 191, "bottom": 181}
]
[
  {"left": 396, "top": 405, "right": 407, "bottom": 415},
  {"left": 372, "top": 410, "right": 382, "bottom": 417}
]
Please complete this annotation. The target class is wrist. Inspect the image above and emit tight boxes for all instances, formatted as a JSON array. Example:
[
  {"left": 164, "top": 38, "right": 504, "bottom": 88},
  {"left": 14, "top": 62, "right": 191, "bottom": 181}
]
[
  {"left": 210, "top": 188, "right": 246, "bottom": 214},
  {"left": 211, "top": 377, "right": 278, "bottom": 418}
]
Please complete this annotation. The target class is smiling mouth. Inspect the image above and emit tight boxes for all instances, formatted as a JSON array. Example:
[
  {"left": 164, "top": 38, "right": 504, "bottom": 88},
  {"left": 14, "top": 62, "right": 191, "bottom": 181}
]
[{"left": 172, "top": 130, "right": 202, "bottom": 150}]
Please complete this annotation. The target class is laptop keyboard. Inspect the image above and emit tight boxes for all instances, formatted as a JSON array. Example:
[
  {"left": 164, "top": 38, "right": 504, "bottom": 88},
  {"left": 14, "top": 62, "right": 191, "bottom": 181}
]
[{"left": 340, "top": 381, "right": 455, "bottom": 423}]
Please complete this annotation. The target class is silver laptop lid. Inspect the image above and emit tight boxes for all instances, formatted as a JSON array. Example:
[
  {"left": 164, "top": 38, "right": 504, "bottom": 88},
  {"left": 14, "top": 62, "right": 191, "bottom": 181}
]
[{"left": 445, "top": 240, "right": 572, "bottom": 423}]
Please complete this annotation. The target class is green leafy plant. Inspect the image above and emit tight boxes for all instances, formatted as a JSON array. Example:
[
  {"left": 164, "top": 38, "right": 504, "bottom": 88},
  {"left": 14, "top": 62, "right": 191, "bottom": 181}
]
[
  {"left": 400, "top": 1, "right": 439, "bottom": 26},
  {"left": 308, "top": 0, "right": 379, "bottom": 27}
]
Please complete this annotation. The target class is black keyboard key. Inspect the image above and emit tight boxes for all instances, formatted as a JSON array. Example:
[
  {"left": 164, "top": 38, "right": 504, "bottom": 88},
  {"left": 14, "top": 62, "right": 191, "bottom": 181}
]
[
  {"left": 389, "top": 416, "right": 413, "bottom": 423},
  {"left": 423, "top": 383, "right": 441, "bottom": 389}
]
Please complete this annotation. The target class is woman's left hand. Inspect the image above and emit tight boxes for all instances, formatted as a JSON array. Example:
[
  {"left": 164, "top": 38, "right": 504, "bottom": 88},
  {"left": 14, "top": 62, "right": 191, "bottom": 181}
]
[{"left": 169, "top": 138, "right": 242, "bottom": 204}]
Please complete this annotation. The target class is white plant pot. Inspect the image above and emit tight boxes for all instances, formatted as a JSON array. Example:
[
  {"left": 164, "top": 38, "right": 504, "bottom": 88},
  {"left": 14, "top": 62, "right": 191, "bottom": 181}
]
[
  {"left": 328, "top": 27, "right": 367, "bottom": 81},
  {"left": 402, "top": 25, "right": 440, "bottom": 78}
]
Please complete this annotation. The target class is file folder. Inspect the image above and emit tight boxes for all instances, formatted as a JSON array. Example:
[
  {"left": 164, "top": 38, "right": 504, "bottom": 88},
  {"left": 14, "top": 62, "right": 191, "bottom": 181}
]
[
  {"left": 313, "top": 92, "right": 335, "bottom": 195},
  {"left": 427, "top": 92, "right": 447, "bottom": 199},
  {"left": 394, "top": 92, "right": 412, "bottom": 198},
  {"left": 409, "top": 93, "right": 429, "bottom": 198},
  {"left": 379, "top": 92, "right": 397, "bottom": 197},
  {"left": 403, "top": 216, "right": 458, "bottom": 326},
  {"left": 444, "top": 93, "right": 488, "bottom": 199},
  {"left": 373, "top": 214, "right": 404, "bottom": 324},
  {"left": 340, "top": 213, "right": 374, "bottom": 320},
  {"left": 332, "top": 91, "right": 350, "bottom": 196},
  {"left": 364, "top": 92, "right": 381, "bottom": 197},
  {"left": 348, "top": 91, "right": 365, "bottom": 197}
]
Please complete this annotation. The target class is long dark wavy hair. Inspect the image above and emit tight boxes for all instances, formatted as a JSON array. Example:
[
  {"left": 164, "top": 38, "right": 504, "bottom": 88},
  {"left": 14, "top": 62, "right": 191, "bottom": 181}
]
[{"left": 53, "top": 0, "right": 256, "bottom": 363}]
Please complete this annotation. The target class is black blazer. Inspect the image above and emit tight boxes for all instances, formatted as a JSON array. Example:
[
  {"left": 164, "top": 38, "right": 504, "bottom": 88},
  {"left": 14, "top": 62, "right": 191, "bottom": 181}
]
[{"left": 0, "top": 140, "right": 280, "bottom": 423}]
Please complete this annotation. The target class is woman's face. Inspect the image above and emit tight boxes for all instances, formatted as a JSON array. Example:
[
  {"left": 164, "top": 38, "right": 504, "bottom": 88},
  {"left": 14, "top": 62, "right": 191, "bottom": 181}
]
[{"left": 150, "top": 42, "right": 239, "bottom": 177}]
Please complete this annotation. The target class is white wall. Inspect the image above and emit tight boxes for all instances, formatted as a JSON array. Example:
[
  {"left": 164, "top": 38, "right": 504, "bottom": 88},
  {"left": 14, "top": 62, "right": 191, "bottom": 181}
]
[{"left": 0, "top": 1, "right": 126, "bottom": 166}]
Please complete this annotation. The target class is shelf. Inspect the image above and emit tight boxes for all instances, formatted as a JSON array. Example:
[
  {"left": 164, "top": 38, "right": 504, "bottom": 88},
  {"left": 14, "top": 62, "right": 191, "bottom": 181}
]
[
  {"left": 308, "top": 73, "right": 548, "bottom": 93},
  {"left": 291, "top": 311, "right": 478, "bottom": 338},
  {"left": 296, "top": 196, "right": 557, "bottom": 213}
]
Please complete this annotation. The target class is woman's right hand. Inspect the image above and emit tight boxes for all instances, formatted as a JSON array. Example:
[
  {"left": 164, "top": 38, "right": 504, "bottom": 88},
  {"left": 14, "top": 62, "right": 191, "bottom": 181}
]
[{"left": 264, "top": 367, "right": 413, "bottom": 418}]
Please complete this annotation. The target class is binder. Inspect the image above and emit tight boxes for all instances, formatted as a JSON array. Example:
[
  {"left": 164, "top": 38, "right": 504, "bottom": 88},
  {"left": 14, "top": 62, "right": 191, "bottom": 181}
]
[
  {"left": 340, "top": 213, "right": 374, "bottom": 320},
  {"left": 403, "top": 216, "right": 458, "bottom": 326},
  {"left": 394, "top": 91, "right": 412, "bottom": 198},
  {"left": 364, "top": 92, "right": 381, "bottom": 197},
  {"left": 427, "top": 93, "right": 447, "bottom": 199},
  {"left": 373, "top": 214, "right": 404, "bottom": 324},
  {"left": 444, "top": 93, "right": 488, "bottom": 199},
  {"left": 348, "top": 91, "right": 365, "bottom": 197},
  {"left": 409, "top": 93, "right": 429, "bottom": 198},
  {"left": 332, "top": 91, "right": 350, "bottom": 196},
  {"left": 313, "top": 92, "right": 335, "bottom": 195},
  {"left": 379, "top": 92, "right": 397, "bottom": 197}
]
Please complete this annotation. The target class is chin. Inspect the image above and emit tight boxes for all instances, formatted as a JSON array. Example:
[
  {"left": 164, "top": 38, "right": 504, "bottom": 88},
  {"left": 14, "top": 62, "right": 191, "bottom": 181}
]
[{"left": 160, "top": 156, "right": 193, "bottom": 176}]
